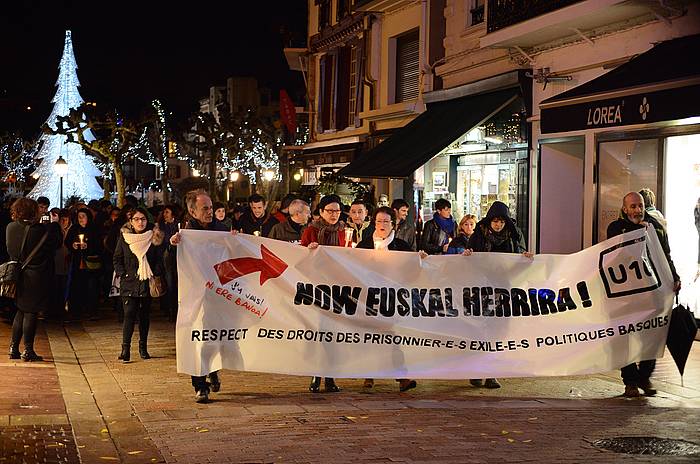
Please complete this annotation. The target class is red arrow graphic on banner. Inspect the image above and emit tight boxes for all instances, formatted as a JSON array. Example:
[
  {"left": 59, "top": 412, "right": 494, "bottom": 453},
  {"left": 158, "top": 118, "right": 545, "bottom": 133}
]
[{"left": 213, "top": 244, "right": 288, "bottom": 286}]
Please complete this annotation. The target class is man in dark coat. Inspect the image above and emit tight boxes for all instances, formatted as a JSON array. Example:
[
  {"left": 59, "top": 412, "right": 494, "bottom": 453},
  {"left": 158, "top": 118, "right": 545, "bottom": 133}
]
[
  {"left": 419, "top": 198, "right": 457, "bottom": 255},
  {"left": 607, "top": 191, "right": 681, "bottom": 398},
  {"left": 6, "top": 198, "right": 61, "bottom": 361},
  {"left": 169, "top": 189, "right": 234, "bottom": 403},
  {"left": 392, "top": 199, "right": 416, "bottom": 251},
  {"left": 268, "top": 199, "right": 310, "bottom": 243},
  {"left": 238, "top": 193, "right": 279, "bottom": 237}
]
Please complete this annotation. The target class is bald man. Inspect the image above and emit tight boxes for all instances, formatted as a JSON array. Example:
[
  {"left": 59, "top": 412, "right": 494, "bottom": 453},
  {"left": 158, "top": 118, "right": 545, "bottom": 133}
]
[{"left": 607, "top": 191, "right": 681, "bottom": 398}]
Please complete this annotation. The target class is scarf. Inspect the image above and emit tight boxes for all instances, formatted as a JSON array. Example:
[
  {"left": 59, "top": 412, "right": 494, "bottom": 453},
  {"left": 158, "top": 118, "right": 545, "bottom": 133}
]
[
  {"left": 372, "top": 230, "right": 395, "bottom": 250},
  {"left": 312, "top": 218, "right": 344, "bottom": 246},
  {"left": 433, "top": 212, "right": 455, "bottom": 237},
  {"left": 484, "top": 225, "right": 512, "bottom": 252},
  {"left": 123, "top": 230, "right": 154, "bottom": 280}
]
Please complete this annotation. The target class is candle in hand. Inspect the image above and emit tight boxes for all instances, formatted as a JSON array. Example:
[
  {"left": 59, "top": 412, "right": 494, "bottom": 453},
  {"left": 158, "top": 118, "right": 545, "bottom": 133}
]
[
  {"left": 78, "top": 234, "right": 85, "bottom": 244},
  {"left": 344, "top": 228, "right": 354, "bottom": 246},
  {"left": 253, "top": 231, "right": 261, "bottom": 237}
]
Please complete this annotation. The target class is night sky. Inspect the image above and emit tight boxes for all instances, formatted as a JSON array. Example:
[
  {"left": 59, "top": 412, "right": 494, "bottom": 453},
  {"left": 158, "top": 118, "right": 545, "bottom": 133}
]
[{"left": 0, "top": 1, "right": 307, "bottom": 137}]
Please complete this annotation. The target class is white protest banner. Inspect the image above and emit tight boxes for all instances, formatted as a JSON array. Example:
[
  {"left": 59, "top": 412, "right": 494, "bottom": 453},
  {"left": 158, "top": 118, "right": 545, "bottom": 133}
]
[{"left": 176, "top": 226, "right": 675, "bottom": 379}]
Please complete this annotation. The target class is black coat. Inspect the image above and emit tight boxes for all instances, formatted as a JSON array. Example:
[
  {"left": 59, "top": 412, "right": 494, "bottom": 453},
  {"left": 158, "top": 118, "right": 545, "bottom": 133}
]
[
  {"left": 238, "top": 211, "right": 279, "bottom": 237},
  {"left": 6, "top": 220, "right": 61, "bottom": 313},
  {"left": 113, "top": 224, "right": 165, "bottom": 298},
  {"left": 419, "top": 217, "right": 457, "bottom": 255},
  {"left": 606, "top": 212, "right": 679, "bottom": 281},
  {"left": 357, "top": 235, "right": 413, "bottom": 251},
  {"left": 468, "top": 201, "right": 526, "bottom": 254},
  {"left": 64, "top": 223, "right": 102, "bottom": 272}
]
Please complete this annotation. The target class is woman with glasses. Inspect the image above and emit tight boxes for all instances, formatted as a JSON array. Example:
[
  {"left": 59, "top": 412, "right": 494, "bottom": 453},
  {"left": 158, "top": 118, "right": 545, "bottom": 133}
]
[
  {"left": 356, "top": 206, "right": 418, "bottom": 392},
  {"left": 300, "top": 194, "right": 348, "bottom": 393},
  {"left": 113, "top": 207, "right": 164, "bottom": 362}
]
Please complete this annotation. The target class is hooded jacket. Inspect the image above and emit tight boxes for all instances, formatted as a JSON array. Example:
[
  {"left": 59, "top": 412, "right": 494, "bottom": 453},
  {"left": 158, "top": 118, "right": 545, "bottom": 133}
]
[
  {"left": 113, "top": 223, "right": 165, "bottom": 297},
  {"left": 468, "top": 201, "right": 526, "bottom": 254}
]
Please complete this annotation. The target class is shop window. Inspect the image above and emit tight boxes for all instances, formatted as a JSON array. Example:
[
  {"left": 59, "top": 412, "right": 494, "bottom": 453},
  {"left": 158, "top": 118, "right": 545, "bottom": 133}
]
[
  {"left": 395, "top": 30, "right": 420, "bottom": 103},
  {"left": 467, "top": 0, "right": 485, "bottom": 27}
]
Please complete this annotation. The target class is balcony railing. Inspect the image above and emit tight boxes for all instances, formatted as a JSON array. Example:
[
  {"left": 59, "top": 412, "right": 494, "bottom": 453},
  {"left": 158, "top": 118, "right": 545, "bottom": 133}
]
[
  {"left": 471, "top": 4, "right": 485, "bottom": 25},
  {"left": 487, "top": 0, "right": 583, "bottom": 33}
]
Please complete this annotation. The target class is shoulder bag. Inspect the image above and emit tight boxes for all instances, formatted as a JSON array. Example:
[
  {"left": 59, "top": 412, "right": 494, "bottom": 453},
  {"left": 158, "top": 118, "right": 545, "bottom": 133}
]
[{"left": 0, "top": 225, "right": 49, "bottom": 298}]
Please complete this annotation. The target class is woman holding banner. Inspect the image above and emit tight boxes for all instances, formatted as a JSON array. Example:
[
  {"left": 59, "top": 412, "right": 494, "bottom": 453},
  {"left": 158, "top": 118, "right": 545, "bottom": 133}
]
[
  {"left": 301, "top": 194, "right": 347, "bottom": 393},
  {"left": 467, "top": 201, "right": 533, "bottom": 389},
  {"left": 357, "top": 206, "right": 419, "bottom": 392}
]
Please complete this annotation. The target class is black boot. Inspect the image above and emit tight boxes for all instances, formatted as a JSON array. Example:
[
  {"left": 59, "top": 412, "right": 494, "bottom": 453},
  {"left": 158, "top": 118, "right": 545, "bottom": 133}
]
[
  {"left": 309, "top": 376, "right": 321, "bottom": 393},
  {"left": 324, "top": 377, "right": 341, "bottom": 393},
  {"left": 9, "top": 344, "right": 20, "bottom": 360},
  {"left": 21, "top": 349, "right": 43, "bottom": 362},
  {"left": 138, "top": 341, "right": 151, "bottom": 359},
  {"left": 118, "top": 344, "right": 130, "bottom": 362}
]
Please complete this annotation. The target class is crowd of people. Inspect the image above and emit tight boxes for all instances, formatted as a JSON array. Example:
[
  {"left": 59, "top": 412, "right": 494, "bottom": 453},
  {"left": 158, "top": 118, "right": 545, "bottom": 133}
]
[{"left": 1, "top": 185, "right": 680, "bottom": 404}]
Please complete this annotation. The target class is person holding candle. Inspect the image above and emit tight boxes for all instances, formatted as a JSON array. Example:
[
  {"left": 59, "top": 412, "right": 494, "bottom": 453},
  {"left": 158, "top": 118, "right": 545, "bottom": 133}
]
[
  {"left": 113, "top": 207, "right": 165, "bottom": 363},
  {"left": 238, "top": 193, "right": 279, "bottom": 237},
  {"left": 419, "top": 198, "right": 457, "bottom": 255},
  {"left": 446, "top": 214, "right": 477, "bottom": 255},
  {"left": 356, "top": 206, "right": 418, "bottom": 392},
  {"left": 346, "top": 199, "right": 373, "bottom": 244},
  {"left": 64, "top": 208, "right": 102, "bottom": 322},
  {"left": 300, "top": 194, "right": 347, "bottom": 393}
]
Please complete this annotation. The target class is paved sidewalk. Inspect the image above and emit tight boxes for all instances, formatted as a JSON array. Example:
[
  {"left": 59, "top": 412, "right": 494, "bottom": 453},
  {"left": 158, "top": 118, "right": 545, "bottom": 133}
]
[{"left": 2, "top": 308, "right": 699, "bottom": 463}]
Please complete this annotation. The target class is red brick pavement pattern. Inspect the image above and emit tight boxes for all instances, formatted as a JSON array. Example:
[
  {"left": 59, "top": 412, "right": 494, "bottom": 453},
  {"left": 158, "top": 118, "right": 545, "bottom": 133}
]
[
  {"left": 0, "top": 321, "right": 80, "bottom": 464},
  {"left": 0, "top": 425, "right": 80, "bottom": 464}
]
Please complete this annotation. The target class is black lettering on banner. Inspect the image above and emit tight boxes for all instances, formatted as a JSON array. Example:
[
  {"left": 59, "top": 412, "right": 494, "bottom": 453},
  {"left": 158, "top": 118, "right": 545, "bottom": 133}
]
[
  {"left": 294, "top": 282, "right": 313, "bottom": 305},
  {"left": 412, "top": 288, "right": 431, "bottom": 317},
  {"left": 511, "top": 288, "right": 529, "bottom": 316},
  {"left": 429, "top": 289, "right": 444, "bottom": 317},
  {"left": 397, "top": 288, "right": 410, "bottom": 316},
  {"left": 494, "top": 288, "right": 510, "bottom": 317},
  {"left": 380, "top": 288, "right": 396, "bottom": 317},
  {"left": 556, "top": 288, "right": 577, "bottom": 312},
  {"left": 315, "top": 284, "right": 331, "bottom": 310},
  {"left": 379, "top": 287, "right": 389, "bottom": 316},
  {"left": 481, "top": 287, "right": 494, "bottom": 317},
  {"left": 192, "top": 330, "right": 201, "bottom": 341},
  {"left": 444, "top": 288, "right": 457, "bottom": 317},
  {"left": 332, "top": 285, "right": 361, "bottom": 315},
  {"left": 537, "top": 289, "right": 556, "bottom": 315},
  {"left": 366, "top": 287, "right": 380, "bottom": 316},
  {"left": 528, "top": 288, "right": 540, "bottom": 316},
  {"left": 463, "top": 287, "right": 480, "bottom": 316}
]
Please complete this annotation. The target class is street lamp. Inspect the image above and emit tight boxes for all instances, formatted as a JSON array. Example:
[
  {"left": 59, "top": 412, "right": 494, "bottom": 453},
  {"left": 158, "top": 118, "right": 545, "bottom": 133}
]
[{"left": 54, "top": 155, "right": 68, "bottom": 208}]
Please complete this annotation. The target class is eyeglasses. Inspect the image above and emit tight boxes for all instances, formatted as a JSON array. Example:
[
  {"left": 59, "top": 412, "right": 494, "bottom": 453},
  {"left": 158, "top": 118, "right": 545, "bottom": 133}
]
[
  {"left": 131, "top": 217, "right": 147, "bottom": 222},
  {"left": 375, "top": 220, "right": 392, "bottom": 224},
  {"left": 323, "top": 209, "right": 341, "bottom": 214}
]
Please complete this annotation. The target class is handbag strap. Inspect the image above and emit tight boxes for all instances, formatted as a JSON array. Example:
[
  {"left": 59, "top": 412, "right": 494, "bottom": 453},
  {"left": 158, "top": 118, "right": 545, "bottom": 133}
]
[{"left": 20, "top": 226, "right": 50, "bottom": 271}]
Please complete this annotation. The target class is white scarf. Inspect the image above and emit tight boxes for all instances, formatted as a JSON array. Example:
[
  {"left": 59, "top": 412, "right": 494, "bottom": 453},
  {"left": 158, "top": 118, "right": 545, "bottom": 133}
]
[
  {"left": 372, "top": 230, "right": 395, "bottom": 250},
  {"left": 123, "top": 230, "right": 154, "bottom": 280}
]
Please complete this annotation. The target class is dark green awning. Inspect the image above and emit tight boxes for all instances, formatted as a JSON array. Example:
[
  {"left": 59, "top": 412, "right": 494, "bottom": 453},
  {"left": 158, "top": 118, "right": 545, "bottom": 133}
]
[{"left": 339, "top": 88, "right": 520, "bottom": 178}]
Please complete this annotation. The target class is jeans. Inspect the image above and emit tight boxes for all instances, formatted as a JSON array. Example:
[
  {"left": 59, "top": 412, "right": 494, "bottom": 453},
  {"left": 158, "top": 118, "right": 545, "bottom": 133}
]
[
  {"left": 621, "top": 359, "right": 656, "bottom": 386},
  {"left": 121, "top": 296, "right": 151, "bottom": 346}
]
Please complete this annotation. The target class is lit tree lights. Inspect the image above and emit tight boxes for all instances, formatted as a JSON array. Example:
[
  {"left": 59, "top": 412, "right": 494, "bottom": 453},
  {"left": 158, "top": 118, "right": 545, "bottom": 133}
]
[
  {"left": 28, "top": 30, "right": 104, "bottom": 207},
  {"left": 0, "top": 134, "right": 38, "bottom": 185}
]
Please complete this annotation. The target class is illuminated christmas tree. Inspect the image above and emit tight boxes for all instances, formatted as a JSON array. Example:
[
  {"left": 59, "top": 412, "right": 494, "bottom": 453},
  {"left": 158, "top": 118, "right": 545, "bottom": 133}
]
[{"left": 28, "top": 30, "right": 103, "bottom": 207}]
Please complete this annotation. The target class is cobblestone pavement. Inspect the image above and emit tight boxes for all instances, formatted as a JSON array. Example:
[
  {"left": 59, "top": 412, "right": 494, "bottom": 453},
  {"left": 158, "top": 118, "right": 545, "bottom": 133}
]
[{"left": 2, "top": 306, "right": 699, "bottom": 463}]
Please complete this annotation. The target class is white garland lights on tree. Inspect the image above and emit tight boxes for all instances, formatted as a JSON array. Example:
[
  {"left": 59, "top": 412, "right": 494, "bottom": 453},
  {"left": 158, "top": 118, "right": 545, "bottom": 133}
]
[{"left": 28, "top": 30, "right": 103, "bottom": 207}]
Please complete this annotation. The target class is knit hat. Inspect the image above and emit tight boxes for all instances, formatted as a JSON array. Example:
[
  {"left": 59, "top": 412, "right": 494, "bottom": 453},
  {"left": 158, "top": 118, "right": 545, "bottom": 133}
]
[{"left": 318, "top": 194, "right": 342, "bottom": 211}]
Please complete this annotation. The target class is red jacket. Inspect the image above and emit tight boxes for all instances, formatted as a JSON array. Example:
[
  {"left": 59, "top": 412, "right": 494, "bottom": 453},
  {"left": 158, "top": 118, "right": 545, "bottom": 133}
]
[{"left": 300, "top": 224, "right": 348, "bottom": 247}]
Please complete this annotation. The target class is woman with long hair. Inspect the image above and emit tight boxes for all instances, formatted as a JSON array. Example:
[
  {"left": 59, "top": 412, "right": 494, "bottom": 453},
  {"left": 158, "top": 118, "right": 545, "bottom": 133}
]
[
  {"left": 300, "top": 194, "right": 348, "bottom": 393},
  {"left": 113, "top": 207, "right": 165, "bottom": 362},
  {"left": 446, "top": 214, "right": 477, "bottom": 254},
  {"left": 6, "top": 198, "right": 60, "bottom": 361},
  {"left": 65, "top": 207, "right": 102, "bottom": 321}
]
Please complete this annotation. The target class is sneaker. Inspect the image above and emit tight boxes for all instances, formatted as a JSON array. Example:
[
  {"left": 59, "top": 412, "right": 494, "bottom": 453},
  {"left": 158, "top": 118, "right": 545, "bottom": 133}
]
[
  {"left": 639, "top": 380, "right": 657, "bottom": 396},
  {"left": 469, "top": 379, "right": 483, "bottom": 387},
  {"left": 209, "top": 372, "right": 221, "bottom": 393},
  {"left": 484, "top": 378, "right": 501, "bottom": 389},
  {"left": 623, "top": 385, "right": 641, "bottom": 398},
  {"left": 195, "top": 389, "right": 209, "bottom": 403}
]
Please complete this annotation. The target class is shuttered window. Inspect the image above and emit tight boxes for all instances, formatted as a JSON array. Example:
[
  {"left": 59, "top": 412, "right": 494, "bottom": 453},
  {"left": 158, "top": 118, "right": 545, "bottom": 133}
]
[{"left": 395, "top": 31, "right": 420, "bottom": 103}]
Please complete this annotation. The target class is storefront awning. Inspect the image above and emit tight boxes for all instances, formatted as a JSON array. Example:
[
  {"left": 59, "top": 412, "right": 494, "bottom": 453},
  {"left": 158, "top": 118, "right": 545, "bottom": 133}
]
[
  {"left": 339, "top": 88, "right": 520, "bottom": 178},
  {"left": 540, "top": 33, "right": 700, "bottom": 134}
]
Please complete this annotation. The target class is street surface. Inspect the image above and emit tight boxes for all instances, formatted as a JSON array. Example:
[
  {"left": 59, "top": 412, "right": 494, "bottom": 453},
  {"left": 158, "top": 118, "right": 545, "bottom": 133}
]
[{"left": 1, "top": 306, "right": 698, "bottom": 463}]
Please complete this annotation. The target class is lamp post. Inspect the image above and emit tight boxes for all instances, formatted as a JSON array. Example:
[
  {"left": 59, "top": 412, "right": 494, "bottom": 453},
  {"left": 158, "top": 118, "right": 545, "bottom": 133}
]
[{"left": 54, "top": 155, "right": 68, "bottom": 208}]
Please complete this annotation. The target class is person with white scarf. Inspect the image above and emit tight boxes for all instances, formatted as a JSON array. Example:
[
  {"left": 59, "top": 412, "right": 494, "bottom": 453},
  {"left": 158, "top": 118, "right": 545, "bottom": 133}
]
[
  {"left": 356, "top": 206, "right": 422, "bottom": 392},
  {"left": 113, "top": 207, "right": 164, "bottom": 363}
]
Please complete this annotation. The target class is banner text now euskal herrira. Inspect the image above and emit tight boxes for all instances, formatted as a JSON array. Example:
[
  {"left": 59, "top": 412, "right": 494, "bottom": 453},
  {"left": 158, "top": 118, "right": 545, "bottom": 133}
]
[{"left": 176, "top": 226, "right": 674, "bottom": 379}]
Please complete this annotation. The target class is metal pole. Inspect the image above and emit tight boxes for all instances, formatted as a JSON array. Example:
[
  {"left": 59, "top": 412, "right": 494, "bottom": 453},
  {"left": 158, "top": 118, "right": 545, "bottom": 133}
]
[{"left": 59, "top": 176, "right": 63, "bottom": 209}]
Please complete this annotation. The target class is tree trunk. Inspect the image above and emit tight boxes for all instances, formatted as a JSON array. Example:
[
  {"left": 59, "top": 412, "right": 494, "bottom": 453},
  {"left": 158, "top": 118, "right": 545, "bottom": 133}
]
[
  {"left": 102, "top": 176, "right": 111, "bottom": 200},
  {"left": 209, "top": 149, "right": 217, "bottom": 200},
  {"left": 114, "top": 162, "right": 125, "bottom": 208},
  {"left": 160, "top": 167, "right": 170, "bottom": 205}
]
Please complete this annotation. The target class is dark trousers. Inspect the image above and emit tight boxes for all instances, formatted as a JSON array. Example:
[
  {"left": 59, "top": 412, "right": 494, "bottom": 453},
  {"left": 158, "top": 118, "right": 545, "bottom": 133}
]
[
  {"left": 11, "top": 311, "right": 38, "bottom": 351},
  {"left": 621, "top": 359, "right": 656, "bottom": 386},
  {"left": 121, "top": 296, "right": 151, "bottom": 346},
  {"left": 50, "top": 274, "right": 68, "bottom": 320},
  {"left": 68, "top": 270, "right": 98, "bottom": 319},
  {"left": 162, "top": 265, "right": 178, "bottom": 321},
  {"left": 191, "top": 371, "right": 219, "bottom": 392}
]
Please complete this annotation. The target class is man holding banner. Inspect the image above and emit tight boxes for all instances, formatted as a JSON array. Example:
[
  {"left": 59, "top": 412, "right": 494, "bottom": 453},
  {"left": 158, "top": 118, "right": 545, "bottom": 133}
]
[
  {"left": 607, "top": 191, "right": 681, "bottom": 398},
  {"left": 170, "top": 189, "right": 234, "bottom": 403}
]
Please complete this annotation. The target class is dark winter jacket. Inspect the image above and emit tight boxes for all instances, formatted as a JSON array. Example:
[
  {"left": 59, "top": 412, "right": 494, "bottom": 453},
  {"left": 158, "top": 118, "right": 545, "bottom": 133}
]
[
  {"left": 606, "top": 211, "right": 679, "bottom": 282},
  {"left": 356, "top": 235, "right": 413, "bottom": 252},
  {"left": 113, "top": 223, "right": 165, "bottom": 297},
  {"left": 268, "top": 219, "right": 307, "bottom": 243},
  {"left": 468, "top": 201, "right": 526, "bottom": 254},
  {"left": 238, "top": 211, "right": 279, "bottom": 237},
  {"left": 446, "top": 233, "right": 471, "bottom": 254},
  {"left": 394, "top": 219, "right": 416, "bottom": 251},
  {"left": 419, "top": 216, "right": 457, "bottom": 255},
  {"left": 6, "top": 220, "right": 62, "bottom": 313},
  {"left": 64, "top": 223, "right": 103, "bottom": 272}
]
